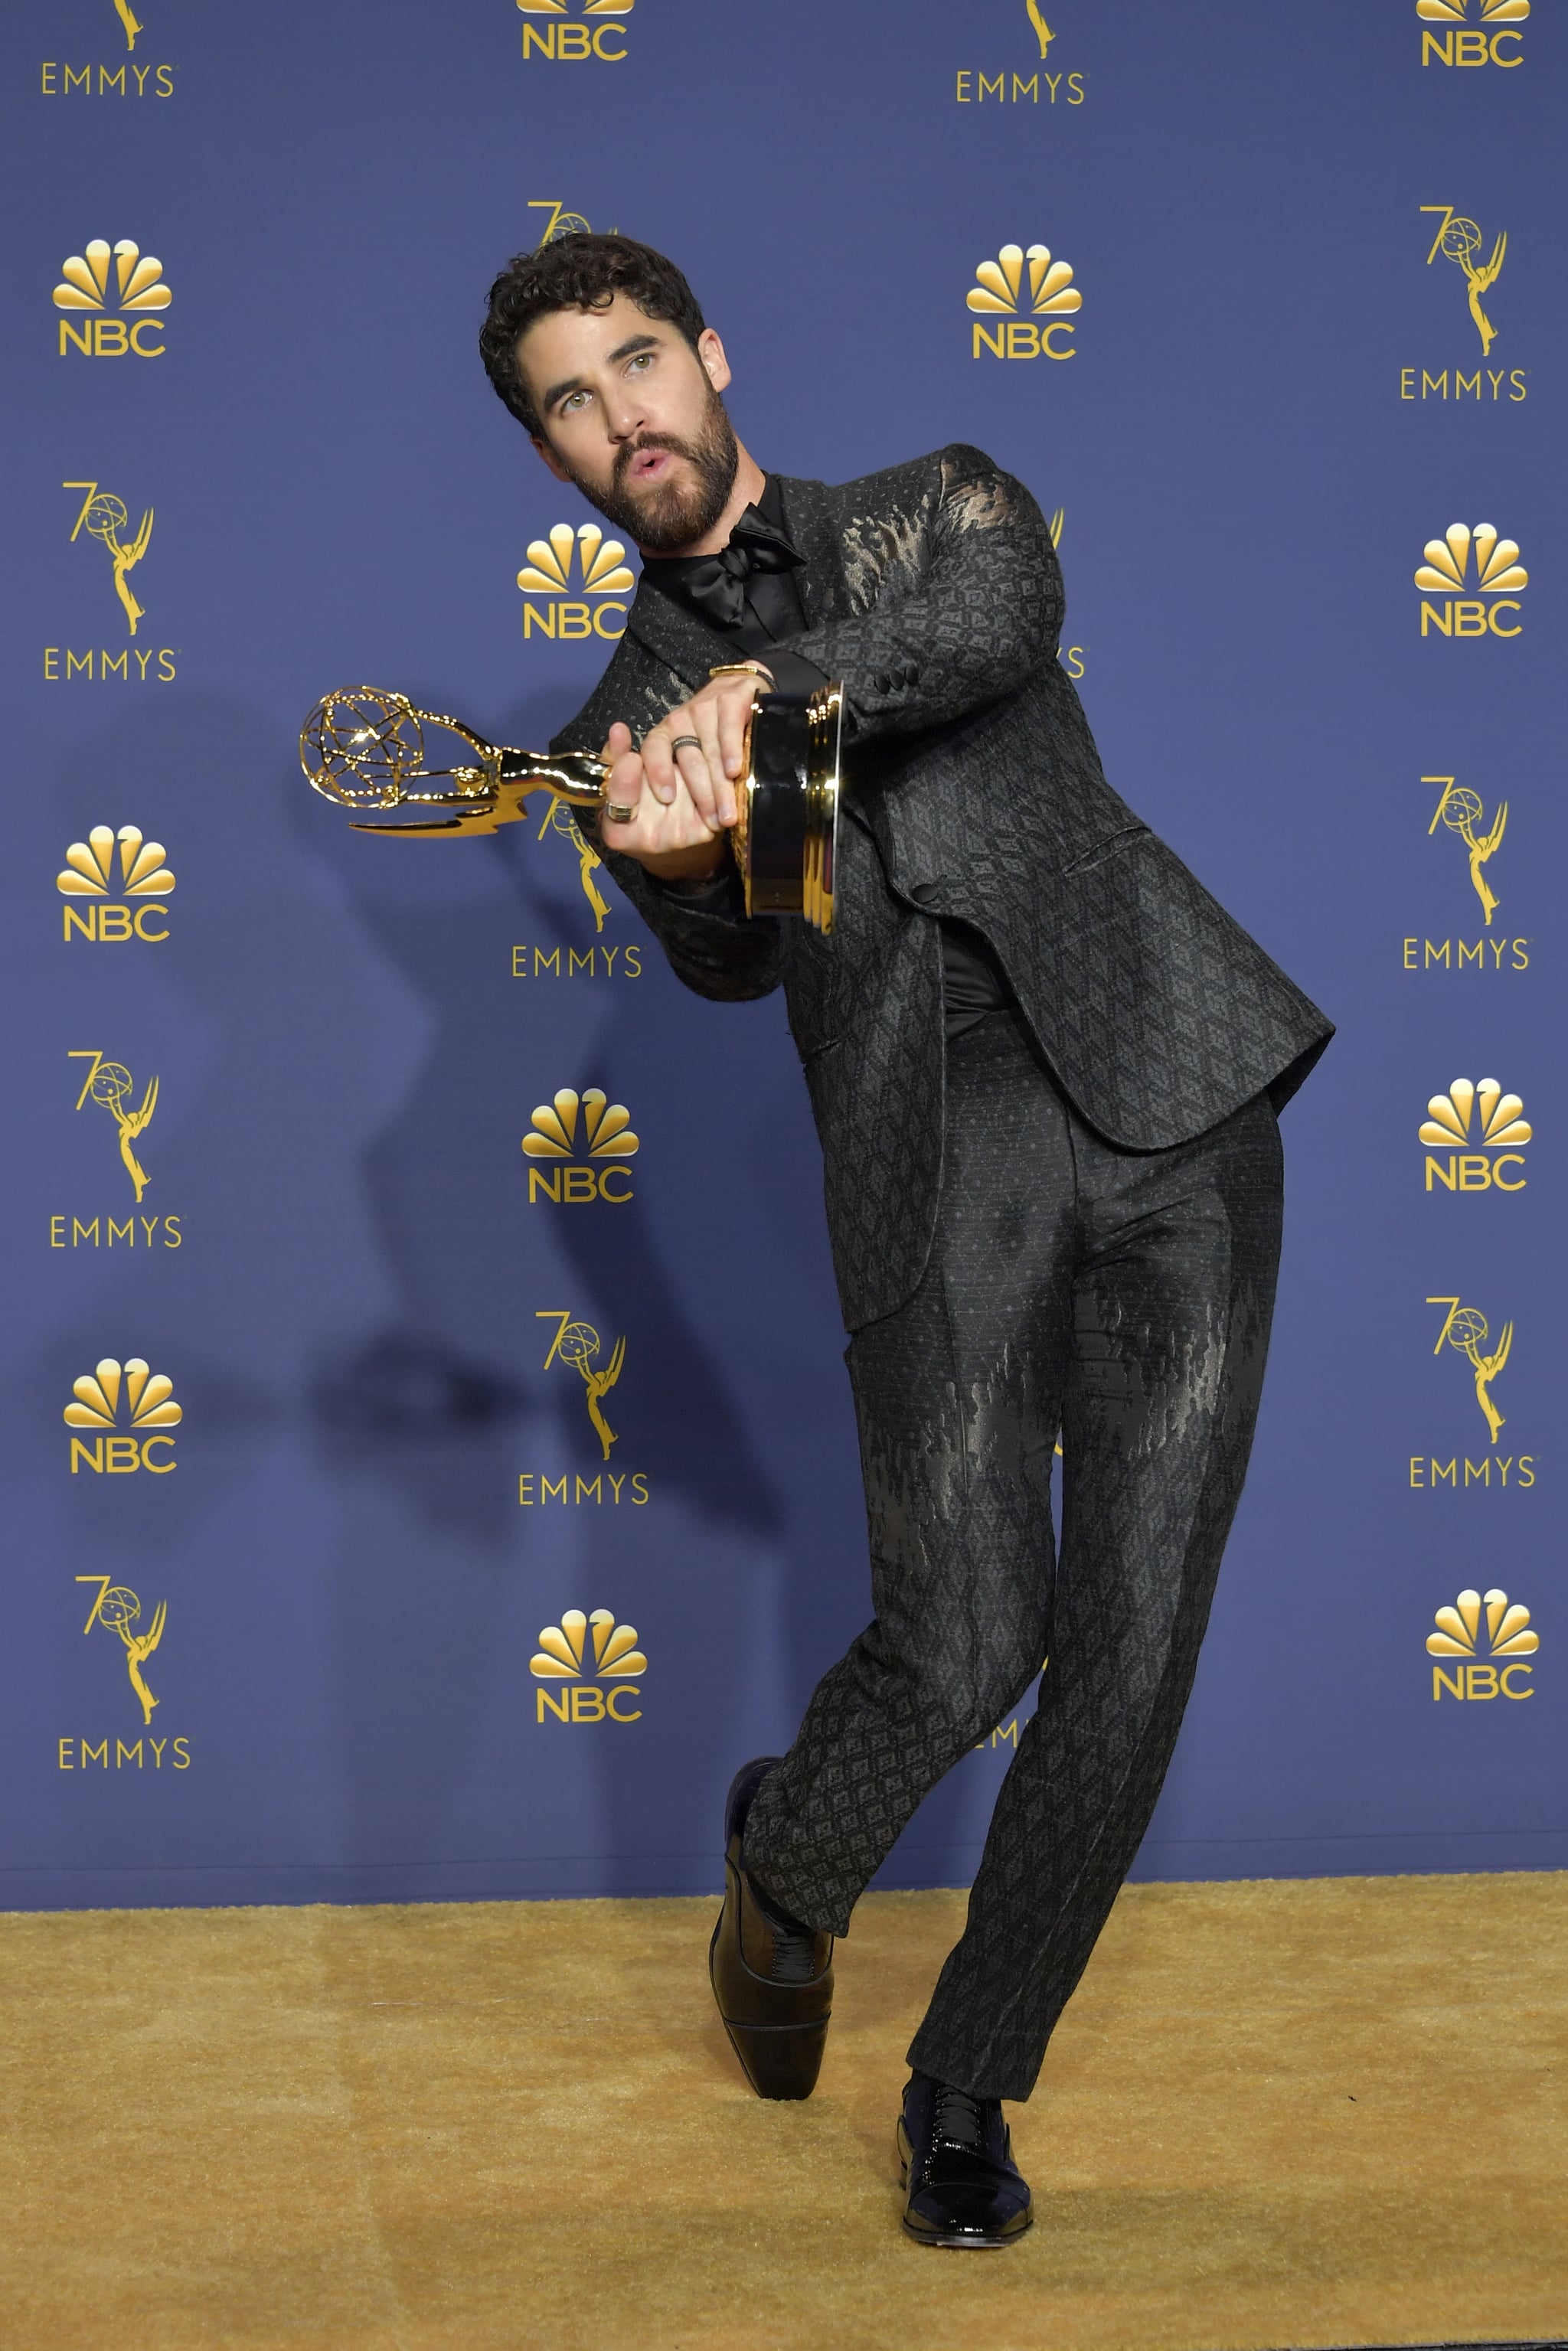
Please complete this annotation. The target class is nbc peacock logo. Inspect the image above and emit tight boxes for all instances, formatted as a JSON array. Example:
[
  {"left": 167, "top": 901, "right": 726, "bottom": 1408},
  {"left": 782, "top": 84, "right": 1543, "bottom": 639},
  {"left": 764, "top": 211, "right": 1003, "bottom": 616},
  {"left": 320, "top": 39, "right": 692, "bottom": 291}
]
[
  {"left": 531, "top": 1608, "right": 646, "bottom": 1722},
  {"left": 518, "top": 521, "right": 635, "bottom": 645},
  {"left": 518, "top": 0, "right": 634, "bottom": 65},
  {"left": 57, "top": 825, "right": 174, "bottom": 944},
  {"left": 1418, "top": 0, "right": 1528, "bottom": 71},
  {"left": 968, "top": 243, "right": 1082, "bottom": 361},
  {"left": 65, "top": 1357, "right": 181, "bottom": 1474},
  {"left": 1419, "top": 1077, "right": 1531, "bottom": 1193},
  {"left": 1427, "top": 1586, "right": 1537, "bottom": 1701},
  {"left": 1416, "top": 523, "right": 1527, "bottom": 638},
  {"left": 54, "top": 240, "right": 171, "bottom": 358},
  {"left": 523, "top": 1088, "right": 639, "bottom": 1205}
]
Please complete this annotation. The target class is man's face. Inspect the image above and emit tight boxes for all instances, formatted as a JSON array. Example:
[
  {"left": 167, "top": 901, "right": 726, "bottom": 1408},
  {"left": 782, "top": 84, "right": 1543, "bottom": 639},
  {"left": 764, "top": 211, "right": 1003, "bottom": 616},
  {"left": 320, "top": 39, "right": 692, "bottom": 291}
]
[{"left": 517, "top": 292, "right": 739, "bottom": 553}]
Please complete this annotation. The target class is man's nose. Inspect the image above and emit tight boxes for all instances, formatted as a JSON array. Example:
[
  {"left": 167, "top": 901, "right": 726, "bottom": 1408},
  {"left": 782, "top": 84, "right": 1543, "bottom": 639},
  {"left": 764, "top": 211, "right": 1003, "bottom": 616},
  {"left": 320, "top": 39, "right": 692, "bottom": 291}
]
[{"left": 603, "top": 382, "right": 648, "bottom": 441}]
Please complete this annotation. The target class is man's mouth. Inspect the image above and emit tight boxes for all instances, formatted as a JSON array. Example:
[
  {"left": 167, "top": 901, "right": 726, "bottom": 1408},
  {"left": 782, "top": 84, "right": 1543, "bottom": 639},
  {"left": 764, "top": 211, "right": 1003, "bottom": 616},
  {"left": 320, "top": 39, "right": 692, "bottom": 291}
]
[{"left": 627, "top": 445, "right": 678, "bottom": 485}]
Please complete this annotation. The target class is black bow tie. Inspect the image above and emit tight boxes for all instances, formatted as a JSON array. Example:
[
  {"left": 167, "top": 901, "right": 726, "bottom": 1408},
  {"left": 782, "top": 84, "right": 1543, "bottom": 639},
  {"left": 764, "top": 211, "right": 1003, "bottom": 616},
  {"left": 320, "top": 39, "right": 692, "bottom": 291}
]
[{"left": 673, "top": 506, "right": 803, "bottom": 632}]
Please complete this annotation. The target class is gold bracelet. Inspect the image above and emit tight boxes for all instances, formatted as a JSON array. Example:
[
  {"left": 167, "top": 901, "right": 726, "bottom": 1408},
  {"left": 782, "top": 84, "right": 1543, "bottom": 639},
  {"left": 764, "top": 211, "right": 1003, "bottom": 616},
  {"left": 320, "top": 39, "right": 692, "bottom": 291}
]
[{"left": 708, "top": 661, "right": 775, "bottom": 691}]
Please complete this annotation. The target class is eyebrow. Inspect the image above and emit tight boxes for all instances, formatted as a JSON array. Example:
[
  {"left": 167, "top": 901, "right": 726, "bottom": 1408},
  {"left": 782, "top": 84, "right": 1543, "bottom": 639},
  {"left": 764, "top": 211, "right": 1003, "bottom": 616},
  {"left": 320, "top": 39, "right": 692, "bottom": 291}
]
[{"left": 540, "top": 333, "right": 662, "bottom": 418}]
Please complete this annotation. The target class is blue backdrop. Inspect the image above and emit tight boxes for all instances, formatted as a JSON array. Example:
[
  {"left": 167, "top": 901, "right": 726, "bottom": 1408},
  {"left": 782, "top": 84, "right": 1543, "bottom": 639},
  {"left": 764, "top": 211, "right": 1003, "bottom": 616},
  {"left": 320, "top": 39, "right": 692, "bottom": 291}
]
[{"left": 2, "top": 0, "right": 1561, "bottom": 1911}]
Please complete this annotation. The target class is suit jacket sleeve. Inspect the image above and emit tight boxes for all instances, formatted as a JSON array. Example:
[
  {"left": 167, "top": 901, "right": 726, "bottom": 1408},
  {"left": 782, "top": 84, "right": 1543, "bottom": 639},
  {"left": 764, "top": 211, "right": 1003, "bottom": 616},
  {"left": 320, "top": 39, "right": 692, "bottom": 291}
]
[{"left": 784, "top": 443, "right": 1063, "bottom": 749}]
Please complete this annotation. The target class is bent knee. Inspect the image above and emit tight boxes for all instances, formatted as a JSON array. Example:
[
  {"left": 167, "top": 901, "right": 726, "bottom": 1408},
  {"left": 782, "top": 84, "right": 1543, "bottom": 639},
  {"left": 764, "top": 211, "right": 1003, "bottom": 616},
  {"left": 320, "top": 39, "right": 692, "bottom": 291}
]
[{"left": 863, "top": 1640, "right": 1043, "bottom": 1755}]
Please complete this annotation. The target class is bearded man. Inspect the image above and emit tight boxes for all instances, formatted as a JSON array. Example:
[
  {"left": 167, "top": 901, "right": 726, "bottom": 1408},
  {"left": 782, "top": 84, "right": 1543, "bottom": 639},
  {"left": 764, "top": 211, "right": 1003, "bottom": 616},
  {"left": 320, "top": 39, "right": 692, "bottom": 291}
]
[{"left": 479, "top": 234, "right": 1331, "bottom": 2249}]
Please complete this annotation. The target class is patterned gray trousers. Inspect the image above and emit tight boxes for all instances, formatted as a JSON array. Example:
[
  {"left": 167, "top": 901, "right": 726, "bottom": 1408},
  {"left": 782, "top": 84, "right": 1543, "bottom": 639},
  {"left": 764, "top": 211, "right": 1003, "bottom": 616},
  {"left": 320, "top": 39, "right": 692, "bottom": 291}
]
[{"left": 743, "top": 1011, "right": 1284, "bottom": 2102}]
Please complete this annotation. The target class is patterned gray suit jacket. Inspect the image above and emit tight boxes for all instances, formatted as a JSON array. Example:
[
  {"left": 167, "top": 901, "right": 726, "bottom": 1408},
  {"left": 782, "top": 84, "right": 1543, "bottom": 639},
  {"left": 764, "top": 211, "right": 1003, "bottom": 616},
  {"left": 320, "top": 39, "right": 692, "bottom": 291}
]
[{"left": 554, "top": 444, "right": 1332, "bottom": 1331}]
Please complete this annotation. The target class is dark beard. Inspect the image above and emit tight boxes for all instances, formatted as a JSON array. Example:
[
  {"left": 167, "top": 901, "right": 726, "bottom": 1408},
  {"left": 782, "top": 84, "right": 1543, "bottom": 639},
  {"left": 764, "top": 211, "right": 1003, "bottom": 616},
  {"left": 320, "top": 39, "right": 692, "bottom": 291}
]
[{"left": 560, "top": 393, "right": 740, "bottom": 553}]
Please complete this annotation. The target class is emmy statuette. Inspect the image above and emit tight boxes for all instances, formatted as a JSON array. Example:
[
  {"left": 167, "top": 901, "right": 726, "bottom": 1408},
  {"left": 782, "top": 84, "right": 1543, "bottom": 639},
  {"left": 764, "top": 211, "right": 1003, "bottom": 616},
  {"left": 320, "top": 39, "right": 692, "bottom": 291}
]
[{"left": 300, "top": 681, "right": 841, "bottom": 935}]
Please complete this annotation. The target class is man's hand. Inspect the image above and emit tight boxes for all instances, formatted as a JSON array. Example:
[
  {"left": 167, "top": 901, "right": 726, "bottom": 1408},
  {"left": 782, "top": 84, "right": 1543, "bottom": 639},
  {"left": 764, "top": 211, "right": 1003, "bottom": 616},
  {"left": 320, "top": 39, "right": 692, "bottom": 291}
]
[
  {"left": 597, "top": 672, "right": 763, "bottom": 878},
  {"left": 596, "top": 721, "right": 729, "bottom": 880},
  {"left": 644, "top": 673, "right": 763, "bottom": 828}
]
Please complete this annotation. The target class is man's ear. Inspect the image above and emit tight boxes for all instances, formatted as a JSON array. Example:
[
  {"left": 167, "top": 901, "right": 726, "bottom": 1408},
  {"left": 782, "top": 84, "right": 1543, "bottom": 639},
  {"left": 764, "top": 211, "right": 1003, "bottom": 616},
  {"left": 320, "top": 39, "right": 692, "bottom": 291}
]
[
  {"left": 531, "top": 432, "right": 574, "bottom": 485},
  {"left": 697, "top": 326, "right": 733, "bottom": 395}
]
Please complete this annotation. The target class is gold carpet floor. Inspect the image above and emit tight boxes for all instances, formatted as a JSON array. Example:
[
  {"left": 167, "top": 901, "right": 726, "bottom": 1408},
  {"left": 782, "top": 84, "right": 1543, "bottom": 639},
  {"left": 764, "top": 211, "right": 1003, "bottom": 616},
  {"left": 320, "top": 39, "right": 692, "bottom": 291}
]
[{"left": 1, "top": 1875, "right": 1564, "bottom": 2351}]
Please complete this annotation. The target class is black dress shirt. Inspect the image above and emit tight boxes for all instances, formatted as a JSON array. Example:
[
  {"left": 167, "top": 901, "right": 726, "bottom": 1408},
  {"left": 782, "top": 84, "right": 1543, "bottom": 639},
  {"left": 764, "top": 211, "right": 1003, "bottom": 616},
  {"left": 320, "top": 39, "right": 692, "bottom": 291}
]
[
  {"left": 640, "top": 476, "right": 1013, "bottom": 1036},
  {"left": 637, "top": 473, "right": 829, "bottom": 700}
]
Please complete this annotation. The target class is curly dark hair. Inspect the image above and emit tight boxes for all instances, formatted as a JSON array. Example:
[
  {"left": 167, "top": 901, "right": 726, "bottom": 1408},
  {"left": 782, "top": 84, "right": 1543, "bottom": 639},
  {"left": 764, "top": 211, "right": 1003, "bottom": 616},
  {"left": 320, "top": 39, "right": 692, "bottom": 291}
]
[{"left": 479, "top": 233, "right": 706, "bottom": 436}]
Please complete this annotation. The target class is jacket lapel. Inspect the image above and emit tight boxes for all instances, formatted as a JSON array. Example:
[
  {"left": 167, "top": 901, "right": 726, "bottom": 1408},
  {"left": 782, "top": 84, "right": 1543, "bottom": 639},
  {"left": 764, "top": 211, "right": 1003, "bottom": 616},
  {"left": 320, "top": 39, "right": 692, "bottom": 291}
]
[{"left": 776, "top": 475, "right": 849, "bottom": 627}]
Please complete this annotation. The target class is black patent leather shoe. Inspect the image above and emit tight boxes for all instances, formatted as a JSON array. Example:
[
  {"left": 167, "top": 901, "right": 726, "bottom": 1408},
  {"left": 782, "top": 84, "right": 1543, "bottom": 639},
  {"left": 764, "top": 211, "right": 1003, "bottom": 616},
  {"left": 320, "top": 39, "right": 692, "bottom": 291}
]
[
  {"left": 708, "top": 1756, "right": 834, "bottom": 2101},
  {"left": 897, "top": 2073, "right": 1033, "bottom": 2248}
]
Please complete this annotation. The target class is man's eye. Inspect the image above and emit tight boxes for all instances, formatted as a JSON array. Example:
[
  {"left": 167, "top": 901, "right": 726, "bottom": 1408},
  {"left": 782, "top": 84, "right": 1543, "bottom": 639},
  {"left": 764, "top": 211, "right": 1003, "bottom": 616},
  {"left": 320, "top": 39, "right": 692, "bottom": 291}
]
[
  {"left": 627, "top": 353, "right": 652, "bottom": 374},
  {"left": 560, "top": 391, "right": 589, "bottom": 413}
]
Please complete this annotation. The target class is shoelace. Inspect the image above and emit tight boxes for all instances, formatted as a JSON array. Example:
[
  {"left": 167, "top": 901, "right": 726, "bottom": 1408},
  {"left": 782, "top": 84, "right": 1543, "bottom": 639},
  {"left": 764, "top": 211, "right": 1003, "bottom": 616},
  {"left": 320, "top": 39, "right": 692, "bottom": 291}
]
[
  {"left": 750, "top": 1877, "right": 824, "bottom": 1985},
  {"left": 929, "top": 2081, "right": 991, "bottom": 2153},
  {"left": 766, "top": 1921, "right": 822, "bottom": 1985}
]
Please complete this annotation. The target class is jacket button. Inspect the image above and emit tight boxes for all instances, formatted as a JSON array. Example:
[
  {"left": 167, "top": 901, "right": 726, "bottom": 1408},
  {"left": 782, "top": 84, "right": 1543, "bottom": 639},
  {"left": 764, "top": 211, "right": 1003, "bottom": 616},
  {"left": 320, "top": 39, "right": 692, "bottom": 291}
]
[
  {"left": 873, "top": 672, "right": 890, "bottom": 693},
  {"left": 910, "top": 880, "right": 944, "bottom": 905},
  {"left": 902, "top": 663, "right": 919, "bottom": 684}
]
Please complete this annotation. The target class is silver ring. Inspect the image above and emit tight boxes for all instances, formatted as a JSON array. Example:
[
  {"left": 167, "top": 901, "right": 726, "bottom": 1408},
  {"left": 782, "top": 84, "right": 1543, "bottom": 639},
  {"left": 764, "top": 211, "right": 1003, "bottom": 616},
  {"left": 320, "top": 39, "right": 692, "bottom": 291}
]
[
  {"left": 668, "top": 734, "right": 704, "bottom": 755},
  {"left": 603, "top": 802, "right": 636, "bottom": 825}
]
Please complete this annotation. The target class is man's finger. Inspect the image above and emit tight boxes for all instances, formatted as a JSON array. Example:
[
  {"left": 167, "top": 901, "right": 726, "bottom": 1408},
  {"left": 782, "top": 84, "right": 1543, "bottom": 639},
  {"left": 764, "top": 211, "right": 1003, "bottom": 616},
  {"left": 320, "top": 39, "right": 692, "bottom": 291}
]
[
  {"left": 694, "top": 700, "right": 735, "bottom": 828},
  {"left": 674, "top": 738, "right": 721, "bottom": 831},
  {"left": 601, "top": 747, "right": 645, "bottom": 839},
  {"left": 717, "top": 681, "right": 755, "bottom": 783},
  {"left": 641, "top": 720, "right": 681, "bottom": 806}
]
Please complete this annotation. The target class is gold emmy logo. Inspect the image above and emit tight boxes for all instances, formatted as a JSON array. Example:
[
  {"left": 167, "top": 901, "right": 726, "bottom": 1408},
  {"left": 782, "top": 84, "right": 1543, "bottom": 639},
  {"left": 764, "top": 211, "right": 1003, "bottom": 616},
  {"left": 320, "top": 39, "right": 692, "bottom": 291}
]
[
  {"left": 1427, "top": 777, "right": 1505, "bottom": 925},
  {"left": 523, "top": 1088, "right": 639, "bottom": 1203},
  {"left": 1427, "top": 1298, "right": 1511, "bottom": 1444},
  {"left": 518, "top": 521, "right": 635, "bottom": 648},
  {"left": 65, "top": 1355, "right": 181, "bottom": 1474},
  {"left": 1419, "top": 0, "right": 1527, "bottom": 67},
  {"left": 64, "top": 482, "right": 153, "bottom": 637},
  {"left": 1416, "top": 523, "right": 1527, "bottom": 638},
  {"left": 1422, "top": 207, "right": 1506, "bottom": 354},
  {"left": 537, "top": 1311, "right": 625, "bottom": 1459},
  {"left": 113, "top": 0, "right": 145, "bottom": 51},
  {"left": 57, "top": 824, "right": 175, "bottom": 943},
  {"left": 54, "top": 240, "right": 170, "bottom": 357},
  {"left": 968, "top": 244, "right": 1082, "bottom": 360},
  {"left": 70, "top": 1051, "right": 158, "bottom": 1202},
  {"left": 1428, "top": 1585, "right": 1537, "bottom": 1701},
  {"left": 1419, "top": 1077, "right": 1530, "bottom": 1193},
  {"left": 531, "top": 1607, "right": 645, "bottom": 1722},
  {"left": 79, "top": 1577, "right": 165, "bottom": 1723},
  {"left": 534, "top": 798, "right": 612, "bottom": 932},
  {"left": 1024, "top": 2, "right": 1054, "bottom": 57}
]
